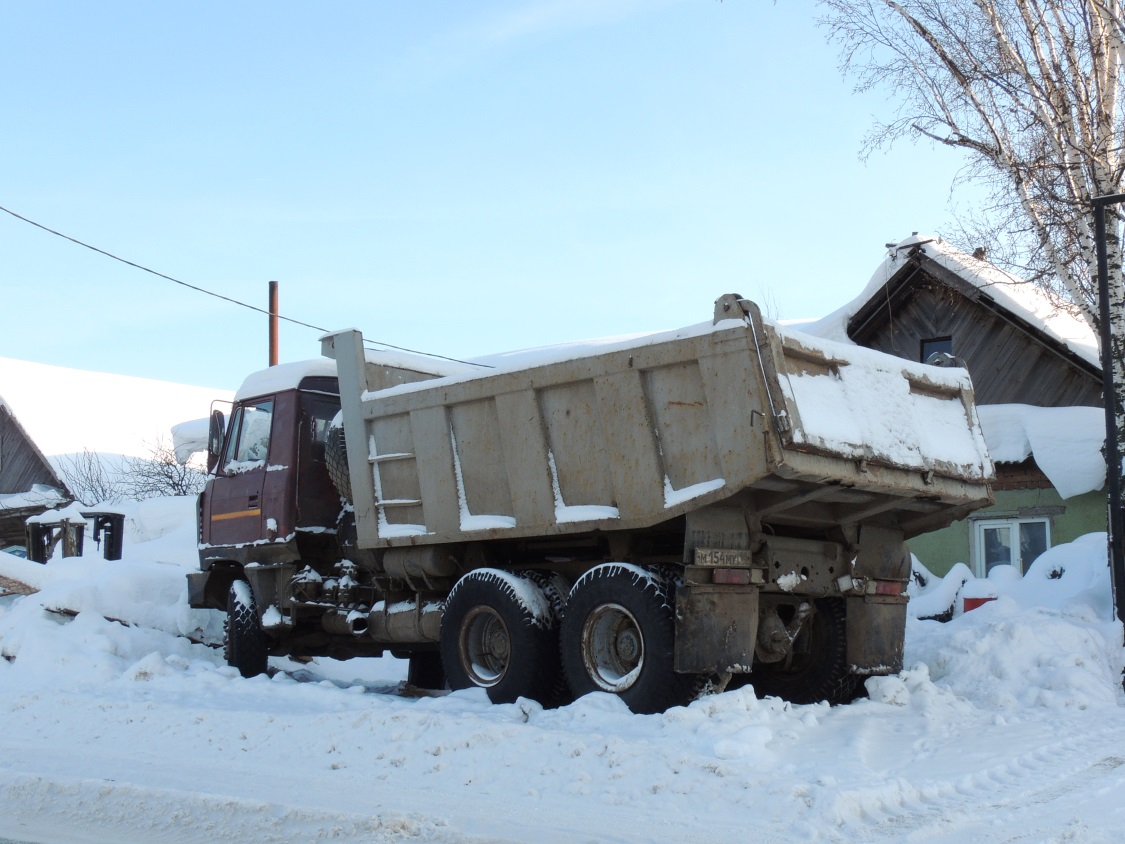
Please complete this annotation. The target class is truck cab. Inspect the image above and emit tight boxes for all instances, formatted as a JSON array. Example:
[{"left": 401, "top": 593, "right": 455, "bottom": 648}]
[{"left": 191, "top": 367, "right": 342, "bottom": 612}]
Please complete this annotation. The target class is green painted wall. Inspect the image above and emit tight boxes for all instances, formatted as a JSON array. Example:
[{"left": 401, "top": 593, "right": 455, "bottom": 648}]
[{"left": 907, "top": 486, "right": 1106, "bottom": 577}]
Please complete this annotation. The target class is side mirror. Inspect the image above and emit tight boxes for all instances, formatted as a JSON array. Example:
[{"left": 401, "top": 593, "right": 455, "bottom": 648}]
[{"left": 207, "top": 409, "right": 226, "bottom": 474}]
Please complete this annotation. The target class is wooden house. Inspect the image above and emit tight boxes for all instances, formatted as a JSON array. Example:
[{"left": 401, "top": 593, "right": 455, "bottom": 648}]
[
  {"left": 0, "top": 400, "right": 69, "bottom": 549},
  {"left": 807, "top": 234, "right": 1105, "bottom": 577}
]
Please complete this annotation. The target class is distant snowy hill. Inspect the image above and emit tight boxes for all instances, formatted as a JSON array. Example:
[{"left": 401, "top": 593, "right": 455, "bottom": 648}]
[{"left": 0, "top": 357, "right": 232, "bottom": 458}]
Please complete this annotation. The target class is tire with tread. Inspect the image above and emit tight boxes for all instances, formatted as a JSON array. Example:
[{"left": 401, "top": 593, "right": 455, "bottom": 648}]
[
  {"left": 440, "top": 569, "right": 561, "bottom": 705},
  {"left": 225, "top": 580, "right": 269, "bottom": 678},
  {"left": 325, "top": 424, "right": 352, "bottom": 504},
  {"left": 560, "top": 563, "right": 704, "bottom": 714},
  {"left": 520, "top": 570, "right": 573, "bottom": 707},
  {"left": 745, "top": 597, "right": 857, "bottom": 705}
]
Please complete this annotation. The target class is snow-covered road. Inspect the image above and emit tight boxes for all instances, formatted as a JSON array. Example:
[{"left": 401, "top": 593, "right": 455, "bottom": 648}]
[{"left": 1, "top": 499, "right": 1123, "bottom": 842}]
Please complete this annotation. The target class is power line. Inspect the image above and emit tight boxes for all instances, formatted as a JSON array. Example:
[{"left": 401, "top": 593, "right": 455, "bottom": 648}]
[{"left": 0, "top": 203, "right": 490, "bottom": 369}]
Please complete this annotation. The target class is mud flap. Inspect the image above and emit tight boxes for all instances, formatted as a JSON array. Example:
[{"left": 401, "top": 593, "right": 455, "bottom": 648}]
[
  {"left": 845, "top": 595, "right": 907, "bottom": 676},
  {"left": 244, "top": 563, "right": 297, "bottom": 628},
  {"left": 674, "top": 585, "right": 759, "bottom": 674},
  {"left": 186, "top": 571, "right": 209, "bottom": 609}
]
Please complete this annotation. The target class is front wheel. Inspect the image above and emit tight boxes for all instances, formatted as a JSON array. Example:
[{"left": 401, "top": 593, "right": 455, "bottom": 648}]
[
  {"left": 225, "top": 580, "right": 269, "bottom": 678},
  {"left": 560, "top": 564, "right": 703, "bottom": 714}
]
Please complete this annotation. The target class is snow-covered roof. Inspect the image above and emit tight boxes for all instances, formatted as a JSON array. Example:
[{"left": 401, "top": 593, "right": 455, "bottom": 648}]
[
  {"left": 805, "top": 235, "right": 1100, "bottom": 369},
  {"left": 170, "top": 418, "right": 210, "bottom": 464},
  {"left": 0, "top": 484, "right": 67, "bottom": 512},
  {"left": 1, "top": 357, "right": 231, "bottom": 459},
  {"left": 235, "top": 359, "right": 339, "bottom": 402},
  {"left": 977, "top": 404, "right": 1105, "bottom": 499}
]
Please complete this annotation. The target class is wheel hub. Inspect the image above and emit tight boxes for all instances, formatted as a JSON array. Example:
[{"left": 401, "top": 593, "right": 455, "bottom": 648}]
[
  {"left": 615, "top": 629, "right": 640, "bottom": 662},
  {"left": 582, "top": 602, "right": 645, "bottom": 693},
  {"left": 460, "top": 606, "right": 511, "bottom": 688}
]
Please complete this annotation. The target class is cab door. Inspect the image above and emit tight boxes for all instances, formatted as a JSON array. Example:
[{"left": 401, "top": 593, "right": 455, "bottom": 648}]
[{"left": 208, "top": 399, "right": 275, "bottom": 547}]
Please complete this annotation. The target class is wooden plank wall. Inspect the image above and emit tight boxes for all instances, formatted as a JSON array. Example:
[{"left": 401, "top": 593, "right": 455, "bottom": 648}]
[{"left": 0, "top": 408, "right": 64, "bottom": 494}]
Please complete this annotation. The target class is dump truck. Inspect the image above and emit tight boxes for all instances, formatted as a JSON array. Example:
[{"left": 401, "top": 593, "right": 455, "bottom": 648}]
[{"left": 188, "top": 295, "right": 993, "bottom": 713}]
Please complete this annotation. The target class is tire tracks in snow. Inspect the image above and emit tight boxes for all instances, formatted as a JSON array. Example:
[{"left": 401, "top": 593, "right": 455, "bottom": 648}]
[{"left": 828, "top": 712, "right": 1125, "bottom": 841}]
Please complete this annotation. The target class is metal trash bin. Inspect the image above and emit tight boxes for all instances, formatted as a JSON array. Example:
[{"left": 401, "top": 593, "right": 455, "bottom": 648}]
[{"left": 84, "top": 511, "right": 125, "bottom": 561}]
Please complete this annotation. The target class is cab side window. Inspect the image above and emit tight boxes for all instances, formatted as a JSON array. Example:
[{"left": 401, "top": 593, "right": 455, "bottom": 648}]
[
  {"left": 221, "top": 400, "right": 274, "bottom": 473},
  {"left": 302, "top": 395, "right": 341, "bottom": 463}
]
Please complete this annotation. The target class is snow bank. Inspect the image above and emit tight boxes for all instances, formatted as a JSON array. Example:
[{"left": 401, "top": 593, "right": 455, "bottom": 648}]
[
  {"left": 903, "top": 534, "right": 1123, "bottom": 710},
  {"left": 910, "top": 533, "right": 1113, "bottom": 620},
  {"left": 0, "top": 496, "right": 219, "bottom": 647},
  {"left": 2, "top": 499, "right": 1124, "bottom": 842}
]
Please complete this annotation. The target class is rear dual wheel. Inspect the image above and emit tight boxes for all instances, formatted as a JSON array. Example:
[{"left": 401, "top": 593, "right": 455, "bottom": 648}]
[
  {"left": 560, "top": 564, "right": 704, "bottom": 715},
  {"left": 440, "top": 569, "right": 562, "bottom": 705},
  {"left": 442, "top": 564, "right": 706, "bottom": 714}
]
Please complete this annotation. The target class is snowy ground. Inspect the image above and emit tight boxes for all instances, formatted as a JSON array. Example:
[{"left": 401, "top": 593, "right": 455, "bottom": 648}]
[{"left": 1, "top": 498, "right": 1124, "bottom": 843}]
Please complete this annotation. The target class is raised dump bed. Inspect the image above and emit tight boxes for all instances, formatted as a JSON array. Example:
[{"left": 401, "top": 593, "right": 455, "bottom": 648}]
[{"left": 324, "top": 294, "right": 990, "bottom": 551}]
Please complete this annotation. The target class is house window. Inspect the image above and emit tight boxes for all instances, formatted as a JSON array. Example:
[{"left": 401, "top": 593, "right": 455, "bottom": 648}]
[
  {"left": 920, "top": 336, "right": 953, "bottom": 363},
  {"left": 973, "top": 517, "right": 1050, "bottom": 576}
]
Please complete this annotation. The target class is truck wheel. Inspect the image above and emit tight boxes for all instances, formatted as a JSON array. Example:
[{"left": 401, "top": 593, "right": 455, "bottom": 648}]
[
  {"left": 225, "top": 580, "right": 269, "bottom": 678},
  {"left": 440, "top": 569, "right": 560, "bottom": 705},
  {"left": 560, "top": 564, "right": 703, "bottom": 714},
  {"left": 746, "top": 597, "right": 857, "bottom": 705},
  {"left": 325, "top": 424, "right": 352, "bottom": 503}
]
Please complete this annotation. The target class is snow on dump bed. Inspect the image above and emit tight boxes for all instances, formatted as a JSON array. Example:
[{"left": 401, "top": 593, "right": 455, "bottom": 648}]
[
  {"left": 353, "top": 309, "right": 990, "bottom": 477},
  {"left": 773, "top": 324, "right": 993, "bottom": 478},
  {"left": 366, "top": 320, "right": 729, "bottom": 400}
]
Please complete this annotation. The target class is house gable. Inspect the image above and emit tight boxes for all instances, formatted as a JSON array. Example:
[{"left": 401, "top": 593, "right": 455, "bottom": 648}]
[
  {"left": 0, "top": 405, "right": 65, "bottom": 495},
  {"left": 845, "top": 250, "right": 1101, "bottom": 407},
  {"left": 0, "top": 404, "right": 70, "bottom": 548}
]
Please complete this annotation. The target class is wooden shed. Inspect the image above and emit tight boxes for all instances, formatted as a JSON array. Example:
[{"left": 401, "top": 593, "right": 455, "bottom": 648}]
[{"left": 0, "top": 401, "right": 70, "bottom": 549}]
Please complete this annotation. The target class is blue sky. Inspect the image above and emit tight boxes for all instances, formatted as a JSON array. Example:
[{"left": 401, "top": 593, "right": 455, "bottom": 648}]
[{"left": 1, "top": 1, "right": 976, "bottom": 390}]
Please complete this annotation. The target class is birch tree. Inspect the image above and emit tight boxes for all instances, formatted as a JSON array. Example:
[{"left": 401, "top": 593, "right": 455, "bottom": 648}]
[{"left": 819, "top": 0, "right": 1125, "bottom": 461}]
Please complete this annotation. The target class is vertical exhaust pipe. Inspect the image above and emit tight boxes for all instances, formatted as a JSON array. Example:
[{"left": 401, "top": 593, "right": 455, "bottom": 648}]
[{"left": 269, "top": 280, "right": 279, "bottom": 367}]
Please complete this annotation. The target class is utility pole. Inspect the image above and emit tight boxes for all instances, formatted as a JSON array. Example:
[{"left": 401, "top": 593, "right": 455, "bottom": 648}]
[{"left": 269, "top": 280, "right": 279, "bottom": 367}]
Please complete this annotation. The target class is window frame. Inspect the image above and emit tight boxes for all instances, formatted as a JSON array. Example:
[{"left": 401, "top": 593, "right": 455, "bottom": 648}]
[
  {"left": 920, "top": 335, "right": 953, "bottom": 363},
  {"left": 972, "top": 516, "right": 1051, "bottom": 577},
  {"left": 220, "top": 399, "right": 275, "bottom": 475}
]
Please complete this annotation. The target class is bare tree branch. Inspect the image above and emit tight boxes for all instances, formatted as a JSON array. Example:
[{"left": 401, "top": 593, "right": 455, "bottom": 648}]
[{"left": 819, "top": 0, "right": 1125, "bottom": 483}]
